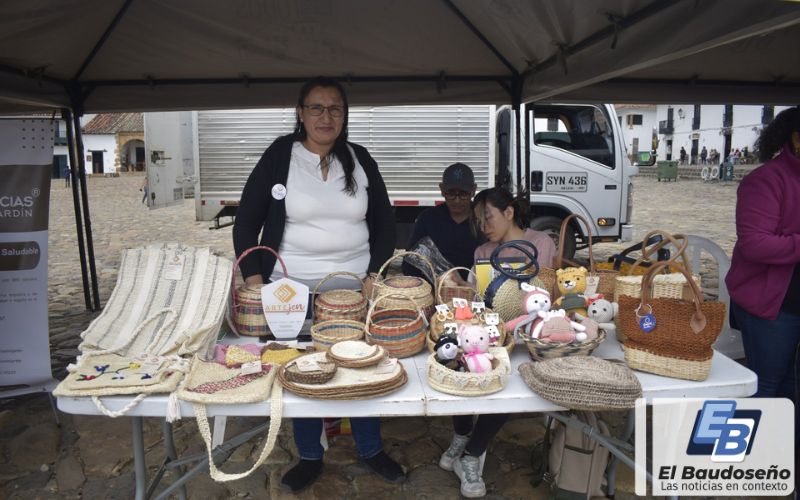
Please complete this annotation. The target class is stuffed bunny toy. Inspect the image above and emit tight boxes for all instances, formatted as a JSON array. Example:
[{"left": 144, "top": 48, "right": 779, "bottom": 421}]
[
  {"left": 532, "top": 309, "right": 588, "bottom": 343},
  {"left": 574, "top": 296, "right": 618, "bottom": 340},
  {"left": 457, "top": 324, "right": 494, "bottom": 373},
  {"left": 504, "top": 283, "right": 551, "bottom": 337}
]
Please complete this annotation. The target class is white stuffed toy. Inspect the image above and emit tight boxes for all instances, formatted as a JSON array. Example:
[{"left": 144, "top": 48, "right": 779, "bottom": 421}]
[
  {"left": 574, "top": 297, "right": 618, "bottom": 340},
  {"left": 532, "top": 309, "right": 587, "bottom": 343}
]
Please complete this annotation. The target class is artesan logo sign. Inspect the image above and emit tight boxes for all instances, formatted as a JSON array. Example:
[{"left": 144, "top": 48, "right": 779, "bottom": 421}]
[
  {"left": 273, "top": 283, "right": 296, "bottom": 304},
  {"left": 687, "top": 400, "right": 761, "bottom": 462}
]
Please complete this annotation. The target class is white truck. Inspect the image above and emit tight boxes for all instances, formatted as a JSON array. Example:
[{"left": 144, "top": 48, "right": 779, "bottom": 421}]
[{"left": 144, "top": 103, "right": 644, "bottom": 258}]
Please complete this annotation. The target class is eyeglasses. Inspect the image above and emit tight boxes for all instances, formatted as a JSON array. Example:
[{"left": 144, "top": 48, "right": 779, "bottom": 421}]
[
  {"left": 302, "top": 104, "right": 345, "bottom": 118},
  {"left": 443, "top": 190, "right": 472, "bottom": 200}
]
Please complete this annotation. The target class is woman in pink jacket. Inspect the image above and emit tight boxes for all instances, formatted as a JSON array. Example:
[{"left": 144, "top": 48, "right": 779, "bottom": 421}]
[{"left": 726, "top": 106, "right": 800, "bottom": 445}]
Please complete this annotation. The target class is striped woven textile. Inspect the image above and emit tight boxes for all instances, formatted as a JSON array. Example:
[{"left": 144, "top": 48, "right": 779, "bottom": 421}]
[{"left": 79, "top": 243, "right": 233, "bottom": 358}]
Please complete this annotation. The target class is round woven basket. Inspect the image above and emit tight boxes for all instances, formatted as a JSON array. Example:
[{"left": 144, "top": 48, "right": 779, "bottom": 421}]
[
  {"left": 229, "top": 246, "right": 288, "bottom": 337},
  {"left": 284, "top": 356, "right": 338, "bottom": 385},
  {"left": 313, "top": 272, "right": 367, "bottom": 324},
  {"left": 326, "top": 340, "right": 386, "bottom": 368},
  {"left": 436, "top": 267, "right": 481, "bottom": 305},
  {"left": 365, "top": 294, "right": 427, "bottom": 358},
  {"left": 371, "top": 251, "right": 435, "bottom": 319},
  {"left": 426, "top": 347, "right": 511, "bottom": 396},
  {"left": 491, "top": 276, "right": 547, "bottom": 322},
  {"left": 520, "top": 329, "right": 607, "bottom": 361},
  {"left": 310, "top": 320, "right": 365, "bottom": 351},
  {"left": 426, "top": 326, "right": 515, "bottom": 357}
]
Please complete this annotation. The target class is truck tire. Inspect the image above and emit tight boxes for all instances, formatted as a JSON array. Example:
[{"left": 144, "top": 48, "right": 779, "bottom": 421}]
[{"left": 530, "top": 215, "right": 576, "bottom": 262}]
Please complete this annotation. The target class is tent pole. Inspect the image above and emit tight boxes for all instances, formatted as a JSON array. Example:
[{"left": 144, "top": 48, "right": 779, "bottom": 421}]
[
  {"left": 512, "top": 78, "right": 523, "bottom": 194},
  {"left": 71, "top": 112, "right": 101, "bottom": 311},
  {"left": 524, "top": 102, "right": 531, "bottom": 195},
  {"left": 61, "top": 108, "right": 93, "bottom": 311}
]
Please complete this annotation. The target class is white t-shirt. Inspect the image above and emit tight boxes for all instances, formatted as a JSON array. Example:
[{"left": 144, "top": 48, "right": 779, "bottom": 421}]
[{"left": 271, "top": 142, "right": 370, "bottom": 283}]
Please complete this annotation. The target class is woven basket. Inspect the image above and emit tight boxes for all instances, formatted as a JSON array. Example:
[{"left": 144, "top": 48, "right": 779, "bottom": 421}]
[
  {"left": 326, "top": 340, "right": 386, "bottom": 368},
  {"left": 425, "top": 326, "right": 515, "bottom": 357},
  {"left": 284, "top": 355, "right": 338, "bottom": 384},
  {"left": 365, "top": 294, "right": 427, "bottom": 358},
  {"left": 313, "top": 272, "right": 367, "bottom": 324},
  {"left": 371, "top": 251, "right": 436, "bottom": 319},
  {"left": 310, "top": 320, "right": 365, "bottom": 351},
  {"left": 551, "top": 214, "right": 618, "bottom": 300},
  {"left": 520, "top": 329, "right": 607, "bottom": 361},
  {"left": 437, "top": 267, "right": 481, "bottom": 304},
  {"left": 518, "top": 357, "right": 642, "bottom": 410},
  {"left": 617, "top": 261, "right": 725, "bottom": 381},
  {"left": 230, "top": 246, "right": 288, "bottom": 337},
  {"left": 426, "top": 347, "right": 510, "bottom": 396}
]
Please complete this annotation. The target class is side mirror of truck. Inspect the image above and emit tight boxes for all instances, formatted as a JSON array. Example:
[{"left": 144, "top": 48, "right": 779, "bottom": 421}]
[{"left": 634, "top": 151, "right": 656, "bottom": 166}]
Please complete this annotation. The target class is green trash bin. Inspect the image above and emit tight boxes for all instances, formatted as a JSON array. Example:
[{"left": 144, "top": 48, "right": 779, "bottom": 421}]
[
  {"left": 720, "top": 161, "right": 734, "bottom": 181},
  {"left": 656, "top": 160, "right": 678, "bottom": 182}
]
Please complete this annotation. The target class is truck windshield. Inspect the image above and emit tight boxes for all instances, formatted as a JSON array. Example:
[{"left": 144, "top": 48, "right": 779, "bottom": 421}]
[{"left": 533, "top": 105, "right": 615, "bottom": 168}]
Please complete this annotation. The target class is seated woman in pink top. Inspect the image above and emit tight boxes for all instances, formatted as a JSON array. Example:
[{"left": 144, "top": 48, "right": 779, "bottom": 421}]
[{"left": 472, "top": 187, "right": 556, "bottom": 268}]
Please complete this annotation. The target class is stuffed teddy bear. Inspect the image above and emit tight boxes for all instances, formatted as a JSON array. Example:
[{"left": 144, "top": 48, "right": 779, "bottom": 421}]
[
  {"left": 574, "top": 296, "right": 618, "bottom": 341},
  {"left": 457, "top": 324, "right": 494, "bottom": 373},
  {"left": 504, "top": 283, "right": 551, "bottom": 337},
  {"left": 532, "top": 309, "right": 587, "bottom": 343},
  {"left": 554, "top": 266, "right": 588, "bottom": 317},
  {"left": 433, "top": 336, "right": 461, "bottom": 370}
]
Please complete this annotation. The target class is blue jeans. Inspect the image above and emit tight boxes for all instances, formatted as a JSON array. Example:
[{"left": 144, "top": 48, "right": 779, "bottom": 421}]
[
  {"left": 292, "top": 417, "right": 383, "bottom": 460},
  {"left": 732, "top": 301, "right": 800, "bottom": 442}
]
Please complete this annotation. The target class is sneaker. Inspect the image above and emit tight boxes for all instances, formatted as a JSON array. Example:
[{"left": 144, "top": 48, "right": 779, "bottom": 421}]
[
  {"left": 280, "top": 459, "right": 323, "bottom": 492},
  {"left": 361, "top": 450, "right": 405, "bottom": 483},
  {"left": 439, "top": 433, "right": 470, "bottom": 471},
  {"left": 453, "top": 454, "right": 486, "bottom": 498}
]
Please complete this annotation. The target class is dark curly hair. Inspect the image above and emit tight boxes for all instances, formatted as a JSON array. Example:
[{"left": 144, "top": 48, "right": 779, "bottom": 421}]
[
  {"left": 755, "top": 106, "right": 800, "bottom": 162},
  {"left": 293, "top": 76, "right": 357, "bottom": 196}
]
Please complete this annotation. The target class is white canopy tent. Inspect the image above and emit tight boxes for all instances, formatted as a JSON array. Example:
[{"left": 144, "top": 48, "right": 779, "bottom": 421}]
[{"left": 0, "top": 0, "right": 798, "bottom": 310}]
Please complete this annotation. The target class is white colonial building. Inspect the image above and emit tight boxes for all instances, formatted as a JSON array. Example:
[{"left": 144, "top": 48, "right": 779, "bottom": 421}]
[{"left": 615, "top": 104, "right": 658, "bottom": 161}]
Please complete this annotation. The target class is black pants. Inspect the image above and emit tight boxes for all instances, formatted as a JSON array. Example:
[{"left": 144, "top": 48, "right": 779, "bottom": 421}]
[{"left": 452, "top": 413, "right": 510, "bottom": 456}]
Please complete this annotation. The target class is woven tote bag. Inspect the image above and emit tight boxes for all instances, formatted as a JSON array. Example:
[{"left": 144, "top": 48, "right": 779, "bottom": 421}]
[
  {"left": 617, "top": 261, "right": 726, "bottom": 381},
  {"left": 364, "top": 294, "right": 427, "bottom": 358},
  {"left": 228, "top": 246, "right": 291, "bottom": 337},
  {"left": 541, "top": 214, "right": 617, "bottom": 301},
  {"left": 313, "top": 271, "right": 368, "bottom": 324},
  {"left": 484, "top": 240, "right": 546, "bottom": 322},
  {"left": 178, "top": 357, "right": 283, "bottom": 482},
  {"left": 79, "top": 243, "right": 232, "bottom": 359},
  {"left": 371, "top": 251, "right": 436, "bottom": 319}
]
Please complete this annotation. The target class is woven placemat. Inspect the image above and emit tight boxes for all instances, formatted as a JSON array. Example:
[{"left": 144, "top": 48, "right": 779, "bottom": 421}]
[
  {"left": 327, "top": 341, "right": 385, "bottom": 368},
  {"left": 518, "top": 356, "right": 642, "bottom": 410}
]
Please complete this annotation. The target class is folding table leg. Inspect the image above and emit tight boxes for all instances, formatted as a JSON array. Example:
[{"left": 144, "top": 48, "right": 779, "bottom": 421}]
[
  {"left": 163, "top": 421, "right": 188, "bottom": 500},
  {"left": 132, "top": 417, "right": 147, "bottom": 500},
  {"left": 212, "top": 416, "right": 227, "bottom": 448}
]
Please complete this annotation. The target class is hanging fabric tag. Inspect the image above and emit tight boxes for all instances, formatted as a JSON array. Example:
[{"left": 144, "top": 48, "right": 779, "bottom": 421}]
[
  {"left": 639, "top": 313, "right": 657, "bottom": 333},
  {"left": 295, "top": 357, "right": 321, "bottom": 372},
  {"left": 164, "top": 254, "right": 185, "bottom": 281},
  {"left": 585, "top": 275, "right": 600, "bottom": 296},
  {"left": 240, "top": 360, "right": 262, "bottom": 375},
  {"left": 374, "top": 357, "right": 398, "bottom": 374}
]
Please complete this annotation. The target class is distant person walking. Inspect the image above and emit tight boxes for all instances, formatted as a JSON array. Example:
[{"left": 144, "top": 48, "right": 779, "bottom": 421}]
[
  {"left": 63, "top": 164, "right": 71, "bottom": 188},
  {"left": 140, "top": 177, "right": 149, "bottom": 205},
  {"left": 679, "top": 146, "right": 687, "bottom": 165},
  {"left": 700, "top": 146, "right": 708, "bottom": 165}
]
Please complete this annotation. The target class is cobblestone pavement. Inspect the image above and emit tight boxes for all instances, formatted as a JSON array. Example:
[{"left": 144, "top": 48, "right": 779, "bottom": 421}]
[{"left": 0, "top": 173, "right": 749, "bottom": 499}]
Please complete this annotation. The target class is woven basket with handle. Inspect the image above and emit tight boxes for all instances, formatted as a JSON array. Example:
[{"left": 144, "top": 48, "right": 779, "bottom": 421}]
[
  {"left": 313, "top": 271, "right": 367, "bottom": 324},
  {"left": 310, "top": 320, "right": 365, "bottom": 351},
  {"left": 229, "top": 246, "right": 288, "bottom": 337},
  {"left": 371, "top": 251, "right": 436, "bottom": 319},
  {"left": 617, "top": 261, "right": 725, "bottom": 381},
  {"left": 437, "top": 267, "right": 481, "bottom": 305}
]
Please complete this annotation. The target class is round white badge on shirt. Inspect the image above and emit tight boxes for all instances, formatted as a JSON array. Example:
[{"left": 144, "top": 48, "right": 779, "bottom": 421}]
[{"left": 271, "top": 183, "right": 287, "bottom": 200}]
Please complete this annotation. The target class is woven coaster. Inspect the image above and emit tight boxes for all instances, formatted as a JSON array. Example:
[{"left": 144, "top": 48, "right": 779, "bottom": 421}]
[{"left": 518, "top": 356, "right": 642, "bottom": 410}]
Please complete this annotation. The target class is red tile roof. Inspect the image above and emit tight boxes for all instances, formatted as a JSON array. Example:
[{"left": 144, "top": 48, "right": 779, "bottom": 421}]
[{"left": 83, "top": 113, "right": 143, "bottom": 134}]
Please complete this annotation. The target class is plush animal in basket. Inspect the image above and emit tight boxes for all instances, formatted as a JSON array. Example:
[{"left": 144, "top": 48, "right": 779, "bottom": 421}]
[
  {"left": 574, "top": 296, "right": 618, "bottom": 341},
  {"left": 554, "top": 267, "right": 589, "bottom": 317},
  {"left": 458, "top": 324, "right": 494, "bottom": 373},
  {"left": 532, "top": 309, "right": 587, "bottom": 343},
  {"left": 504, "top": 284, "right": 551, "bottom": 337},
  {"left": 433, "top": 336, "right": 461, "bottom": 371}
]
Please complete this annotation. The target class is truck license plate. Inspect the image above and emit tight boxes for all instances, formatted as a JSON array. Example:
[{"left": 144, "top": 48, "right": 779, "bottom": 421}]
[{"left": 545, "top": 172, "right": 588, "bottom": 192}]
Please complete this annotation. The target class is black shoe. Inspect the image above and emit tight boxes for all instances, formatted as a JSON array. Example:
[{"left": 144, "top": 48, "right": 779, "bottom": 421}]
[
  {"left": 280, "top": 459, "right": 323, "bottom": 492},
  {"left": 361, "top": 451, "right": 405, "bottom": 483}
]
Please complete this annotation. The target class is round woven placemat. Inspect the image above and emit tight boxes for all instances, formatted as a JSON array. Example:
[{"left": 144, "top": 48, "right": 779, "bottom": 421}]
[
  {"left": 518, "top": 356, "right": 642, "bottom": 410},
  {"left": 284, "top": 356, "right": 338, "bottom": 385}
]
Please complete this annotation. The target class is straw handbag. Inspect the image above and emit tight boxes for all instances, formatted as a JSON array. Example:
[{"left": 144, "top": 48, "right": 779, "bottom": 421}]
[
  {"left": 484, "top": 240, "right": 546, "bottom": 322},
  {"left": 310, "top": 320, "right": 365, "bottom": 351},
  {"left": 79, "top": 243, "right": 232, "bottom": 359},
  {"left": 371, "top": 251, "right": 436, "bottom": 319},
  {"left": 229, "top": 246, "right": 288, "bottom": 337},
  {"left": 364, "top": 294, "right": 428, "bottom": 358},
  {"left": 426, "top": 347, "right": 511, "bottom": 396},
  {"left": 540, "top": 214, "right": 618, "bottom": 301},
  {"left": 313, "top": 272, "right": 368, "bottom": 324},
  {"left": 437, "top": 267, "right": 481, "bottom": 305},
  {"left": 519, "top": 357, "right": 642, "bottom": 410},
  {"left": 617, "top": 261, "right": 726, "bottom": 381},
  {"left": 178, "top": 357, "right": 283, "bottom": 482}
]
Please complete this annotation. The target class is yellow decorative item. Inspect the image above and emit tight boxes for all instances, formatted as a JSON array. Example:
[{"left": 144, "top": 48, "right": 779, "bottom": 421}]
[
  {"left": 225, "top": 345, "right": 260, "bottom": 367},
  {"left": 260, "top": 343, "right": 308, "bottom": 365}
]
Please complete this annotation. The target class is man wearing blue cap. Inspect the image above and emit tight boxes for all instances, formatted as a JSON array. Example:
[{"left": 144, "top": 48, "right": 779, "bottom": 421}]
[{"left": 403, "top": 163, "right": 482, "bottom": 278}]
